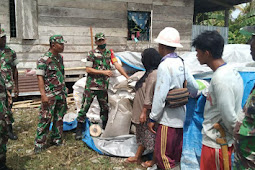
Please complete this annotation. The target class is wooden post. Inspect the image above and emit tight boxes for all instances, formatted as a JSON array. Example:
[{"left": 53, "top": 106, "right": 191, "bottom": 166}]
[
  {"left": 224, "top": 9, "right": 229, "bottom": 27},
  {"left": 90, "top": 26, "right": 94, "bottom": 50}
]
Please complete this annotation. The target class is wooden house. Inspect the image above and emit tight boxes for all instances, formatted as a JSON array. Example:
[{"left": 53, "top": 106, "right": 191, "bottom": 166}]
[{"left": 0, "top": 0, "right": 250, "bottom": 95}]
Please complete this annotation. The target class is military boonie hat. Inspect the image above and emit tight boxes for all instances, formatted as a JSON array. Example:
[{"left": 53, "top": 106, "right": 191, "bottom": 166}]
[
  {"left": 240, "top": 26, "right": 255, "bottom": 36},
  {"left": 49, "top": 35, "right": 66, "bottom": 43},
  {"left": 95, "top": 32, "right": 105, "bottom": 41},
  {"left": 0, "top": 28, "right": 6, "bottom": 37}
]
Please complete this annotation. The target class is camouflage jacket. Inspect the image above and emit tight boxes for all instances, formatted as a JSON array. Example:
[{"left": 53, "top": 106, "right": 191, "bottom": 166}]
[
  {"left": 238, "top": 85, "right": 255, "bottom": 137},
  {"left": 85, "top": 49, "right": 112, "bottom": 91},
  {"left": 36, "top": 51, "right": 67, "bottom": 99},
  {"left": 0, "top": 45, "right": 19, "bottom": 90},
  {"left": 0, "top": 74, "right": 8, "bottom": 120}
]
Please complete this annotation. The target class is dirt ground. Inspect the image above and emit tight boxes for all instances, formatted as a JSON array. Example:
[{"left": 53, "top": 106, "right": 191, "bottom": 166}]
[{"left": 6, "top": 102, "right": 144, "bottom": 170}]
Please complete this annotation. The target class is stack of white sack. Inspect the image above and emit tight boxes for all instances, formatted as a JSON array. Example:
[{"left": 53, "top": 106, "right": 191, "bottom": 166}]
[{"left": 71, "top": 60, "right": 145, "bottom": 137}]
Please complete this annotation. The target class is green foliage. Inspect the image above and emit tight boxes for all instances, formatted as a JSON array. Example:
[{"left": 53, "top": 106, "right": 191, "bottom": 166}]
[
  {"left": 196, "top": 11, "right": 225, "bottom": 26},
  {"left": 195, "top": 2, "right": 255, "bottom": 44},
  {"left": 241, "top": 9, "right": 255, "bottom": 26}
]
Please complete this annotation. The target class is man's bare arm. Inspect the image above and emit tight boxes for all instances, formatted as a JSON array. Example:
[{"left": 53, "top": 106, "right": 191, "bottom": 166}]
[
  {"left": 113, "top": 62, "right": 129, "bottom": 79},
  {"left": 86, "top": 67, "right": 112, "bottom": 77}
]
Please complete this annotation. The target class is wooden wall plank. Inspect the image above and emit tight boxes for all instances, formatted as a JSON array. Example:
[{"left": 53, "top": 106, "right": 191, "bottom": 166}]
[
  {"left": 17, "top": 61, "right": 86, "bottom": 69},
  {"left": 153, "top": 5, "right": 194, "bottom": 16},
  {"left": 19, "top": 35, "right": 127, "bottom": 46},
  {"left": 21, "top": 0, "right": 38, "bottom": 39},
  {"left": 38, "top": 26, "right": 127, "bottom": 37},
  {"left": 17, "top": 53, "right": 87, "bottom": 61},
  {"left": 152, "top": 0, "right": 186, "bottom": 7},
  {"left": 38, "top": 6, "right": 127, "bottom": 20},
  {"left": 38, "top": 0, "right": 127, "bottom": 12},
  {"left": 152, "top": 21, "right": 193, "bottom": 30},
  {"left": 152, "top": 28, "right": 192, "bottom": 37},
  {"left": 153, "top": 13, "right": 193, "bottom": 22},
  {"left": 107, "top": 0, "right": 153, "bottom": 4},
  {"left": 127, "top": 3, "right": 152, "bottom": 11},
  {"left": 38, "top": 16, "right": 127, "bottom": 28},
  {"left": 0, "top": 15, "right": 9, "bottom": 26},
  {"left": 0, "top": 2, "right": 9, "bottom": 13}
]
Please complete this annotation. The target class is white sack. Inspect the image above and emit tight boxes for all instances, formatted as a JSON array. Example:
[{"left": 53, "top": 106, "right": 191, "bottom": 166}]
[{"left": 102, "top": 95, "right": 133, "bottom": 137}]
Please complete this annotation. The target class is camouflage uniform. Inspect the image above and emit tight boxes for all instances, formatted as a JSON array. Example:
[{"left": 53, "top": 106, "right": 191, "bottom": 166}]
[
  {"left": 34, "top": 35, "right": 67, "bottom": 148},
  {"left": 77, "top": 47, "right": 111, "bottom": 127},
  {"left": 0, "top": 44, "right": 18, "bottom": 125},
  {"left": 0, "top": 74, "right": 8, "bottom": 163},
  {"left": 234, "top": 85, "right": 255, "bottom": 170}
]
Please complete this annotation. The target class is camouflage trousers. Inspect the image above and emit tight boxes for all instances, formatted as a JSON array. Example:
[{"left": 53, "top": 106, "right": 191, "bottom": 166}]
[
  {"left": 34, "top": 98, "right": 67, "bottom": 148},
  {"left": 5, "top": 90, "right": 14, "bottom": 125},
  {"left": 77, "top": 89, "right": 108, "bottom": 124},
  {"left": 0, "top": 102, "right": 8, "bottom": 162}
]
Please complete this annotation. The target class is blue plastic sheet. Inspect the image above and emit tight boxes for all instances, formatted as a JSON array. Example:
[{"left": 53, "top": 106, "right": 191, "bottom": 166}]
[
  {"left": 181, "top": 71, "right": 255, "bottom": 169},
  {"left": 239, "top": 72, "right": 255, "bottom": 107},
  {"left": 82, "top": 119, "right": 103, "bottom": 154},
  {"left": 116, "top": 55, "right": 145, "bottom": 71},
  {"left": 50, "top": 119, "right": 77, "bottom": 132},
  {"left": 181, "top": 95, "right": 206, "bottom": 170}
]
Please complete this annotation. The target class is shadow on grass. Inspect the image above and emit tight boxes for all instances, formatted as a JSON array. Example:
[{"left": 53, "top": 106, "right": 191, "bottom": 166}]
[{"left": 7, "top": 153, "right": 33, "bottom": 170}]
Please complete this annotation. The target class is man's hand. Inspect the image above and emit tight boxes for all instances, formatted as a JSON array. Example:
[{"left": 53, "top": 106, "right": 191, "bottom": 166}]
[
  {"left": 103, "top": 70, "right": 113, "bottom": 77},
  {"left": 139, "top": 111, "right": 147, "bottom": 124},
  {"left": 148, "top": 122, "right": 156, "bottom": 134},
  {"left": 7, "top": 90, "right": 12, "bottom": 106},
  {"left": 14, "top": 87, "right": 19, "bottom": 98},
  {"left": 41, "top": 94, "right": 49, "bottom": 106}
]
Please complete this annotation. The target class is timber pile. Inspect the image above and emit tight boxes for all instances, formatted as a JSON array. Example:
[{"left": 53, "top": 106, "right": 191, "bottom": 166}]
[{"left": 12, "top": 94, "right": 75, "bottom": 109}]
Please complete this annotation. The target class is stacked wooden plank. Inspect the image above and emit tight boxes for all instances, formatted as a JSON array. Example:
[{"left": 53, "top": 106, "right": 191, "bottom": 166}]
[{"left": 12, "top": 94, "right": 75, "bottom": 109}]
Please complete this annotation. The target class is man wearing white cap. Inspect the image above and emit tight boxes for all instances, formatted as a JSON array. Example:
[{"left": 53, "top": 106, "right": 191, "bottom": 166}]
[{"left": 148, "top": 27, "right": 198, "bottom": 169}]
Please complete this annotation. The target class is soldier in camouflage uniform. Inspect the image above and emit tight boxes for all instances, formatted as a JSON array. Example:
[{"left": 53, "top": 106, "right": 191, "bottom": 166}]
[
  {"left": 234, "top": 27, "right": 255, "bottom": 170},
  {"left": 0, "top": 73, "right": 10, "bottom": 169},
  {"left": 75, "top": 32, "right": 129, "bottom": 140},
  {"left": 34, "top": 35, "right": 67, "bottom": 153},
  {"left": 0, "top": 28, "right": 19, "bottom": 140}
]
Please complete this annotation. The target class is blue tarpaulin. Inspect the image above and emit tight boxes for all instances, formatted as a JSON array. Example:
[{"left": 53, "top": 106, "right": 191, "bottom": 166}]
[{"left": 61, "top": 119, "right": 103, "bottom": 154}]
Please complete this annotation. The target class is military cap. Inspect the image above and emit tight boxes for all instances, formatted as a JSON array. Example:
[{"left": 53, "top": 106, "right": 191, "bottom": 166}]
[
  {"left": 0, "top": 28, "right": 6, "bottom": 37},
  {"left": 240, "top": 26, "right": 255, "bottom": 36},
  {"left": 95, "top": 32, "right": 105, "bottom": 41},
  {"left": 49, "top": 35, "right": 66, "bottom": 43}
]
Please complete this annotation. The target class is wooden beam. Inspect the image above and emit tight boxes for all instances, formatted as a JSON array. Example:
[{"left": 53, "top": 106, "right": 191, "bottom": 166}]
[
  {"left": 224, "top": 9, "right": 229, "bottom": 27},
  {"left": 208, "top": 0, "right": 232, "bottom": 8}
]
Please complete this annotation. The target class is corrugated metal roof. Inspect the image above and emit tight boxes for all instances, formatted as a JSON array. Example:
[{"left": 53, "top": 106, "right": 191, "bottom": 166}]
[{"left": 17, "top": 75, "right": 40, "bottom": 96}]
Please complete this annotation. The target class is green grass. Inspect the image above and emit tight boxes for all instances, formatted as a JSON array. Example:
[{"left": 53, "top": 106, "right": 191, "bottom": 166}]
[{"left": 6, "top": 104, "right": 143, "bottom": 170}]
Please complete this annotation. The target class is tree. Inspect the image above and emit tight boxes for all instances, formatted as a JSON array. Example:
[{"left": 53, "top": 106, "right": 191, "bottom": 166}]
[
  {"left": 228, "top": 1, "right": 255, "bottom": 44},
  {"left": 195, "top": 1, "right": 255, "bottom": 44}
]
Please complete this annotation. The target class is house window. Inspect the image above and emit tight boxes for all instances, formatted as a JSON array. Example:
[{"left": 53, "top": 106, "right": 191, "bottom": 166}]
[
  {"left": 128, "top": 11, "right": 151, "bottom": 41},
  {"left": 9, "top": 0, "right": 16, "bottom": 37}
]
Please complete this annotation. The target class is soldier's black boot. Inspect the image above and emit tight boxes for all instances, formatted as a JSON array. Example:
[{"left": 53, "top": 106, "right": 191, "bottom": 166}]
[
  {"left": 7, "top": 124, "right": 18, "bottom": 140},
  {"left": 75, "top": 122, "right": 83, "bottom": 140},
  {"left": 0, "top": 157, "right": 9, "bottom": 170}
]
